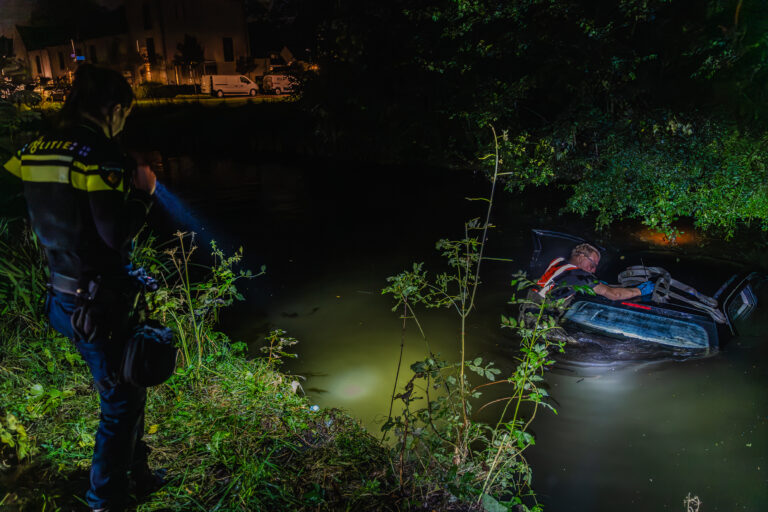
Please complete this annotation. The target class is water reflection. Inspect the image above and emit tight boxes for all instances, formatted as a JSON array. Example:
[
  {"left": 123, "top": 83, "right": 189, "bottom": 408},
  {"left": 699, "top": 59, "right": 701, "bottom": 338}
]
[{"left": 175, "top": 159, "right": 767, "bottom": 512}]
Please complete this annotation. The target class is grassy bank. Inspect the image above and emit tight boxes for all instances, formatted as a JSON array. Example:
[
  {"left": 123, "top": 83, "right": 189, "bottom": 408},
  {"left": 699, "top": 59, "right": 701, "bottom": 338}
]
[
  {"left": 0, "top": 228, "right": 405, "bottom": 511},
  {"left": 1, "top": 334, "right": 396, "bottom": 511}
]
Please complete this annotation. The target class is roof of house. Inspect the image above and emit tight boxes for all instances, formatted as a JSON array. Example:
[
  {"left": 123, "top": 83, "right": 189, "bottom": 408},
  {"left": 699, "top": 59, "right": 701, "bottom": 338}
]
[{"left": 15, "top": 25, "right": 72, "bottom": 51}]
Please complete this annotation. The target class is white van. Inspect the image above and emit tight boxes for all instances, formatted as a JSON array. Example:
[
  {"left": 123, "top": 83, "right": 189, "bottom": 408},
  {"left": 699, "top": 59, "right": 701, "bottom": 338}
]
[
  {"left": 262, "top": 74, "right": 295, "bottom": 95},
  {"left": 201, "top": 75, "right": 259, "bottom": 97}
]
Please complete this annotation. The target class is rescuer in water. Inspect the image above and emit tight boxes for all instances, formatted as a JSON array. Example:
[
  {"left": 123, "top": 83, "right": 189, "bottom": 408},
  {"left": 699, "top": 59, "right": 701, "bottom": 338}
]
[
  {"left": 3, "top": 65, "right": 157, "bottom": 512},
  {"left": 535, "top": 243, "right": 655, "bottom": 302},
  {"left": 522, "top": 243, "right": 655, "bottom": 342}
]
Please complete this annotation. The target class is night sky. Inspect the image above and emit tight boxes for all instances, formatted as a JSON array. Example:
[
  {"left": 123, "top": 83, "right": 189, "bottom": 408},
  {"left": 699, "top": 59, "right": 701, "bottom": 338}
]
[{"left": 0, "top": 0, "right": 123, "bottom": 37}]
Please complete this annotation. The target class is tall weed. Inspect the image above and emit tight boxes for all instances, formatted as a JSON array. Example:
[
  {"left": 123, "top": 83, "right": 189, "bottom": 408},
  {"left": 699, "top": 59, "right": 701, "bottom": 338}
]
[{"left": 382, "top": 128, "right": 565, "bottom": 511}]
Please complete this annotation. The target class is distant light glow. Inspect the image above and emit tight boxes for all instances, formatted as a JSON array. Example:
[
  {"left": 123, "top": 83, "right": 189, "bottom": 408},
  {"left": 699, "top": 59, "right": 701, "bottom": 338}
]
[{"left": 634, "top": 228, "right": 696, "bottom": 246}]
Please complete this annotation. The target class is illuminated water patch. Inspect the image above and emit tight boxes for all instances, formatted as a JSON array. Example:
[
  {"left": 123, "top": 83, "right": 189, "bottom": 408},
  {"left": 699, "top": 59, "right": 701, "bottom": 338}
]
[{"left": 327, "top": 367, "right": 382, "bottom": 401}]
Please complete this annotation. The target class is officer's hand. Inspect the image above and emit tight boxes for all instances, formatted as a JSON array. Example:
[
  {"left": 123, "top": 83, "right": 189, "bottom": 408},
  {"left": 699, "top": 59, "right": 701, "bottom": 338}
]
[
  {"left": 134, "top": 164, "right": 157, "bottom": 195},
  {"left": 636, "top": 281, "right": 655, "bottom": 296}
]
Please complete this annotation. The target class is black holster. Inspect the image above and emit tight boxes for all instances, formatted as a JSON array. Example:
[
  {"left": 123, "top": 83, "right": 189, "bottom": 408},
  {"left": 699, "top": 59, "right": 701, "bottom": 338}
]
[{"left": 70, "top": 276, "right": 137, "bottom": 343}]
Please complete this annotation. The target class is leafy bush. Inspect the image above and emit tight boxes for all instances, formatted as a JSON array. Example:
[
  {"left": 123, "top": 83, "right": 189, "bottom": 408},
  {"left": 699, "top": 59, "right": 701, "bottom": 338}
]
[{"left": 489, "top": 113, "right": 768, "bottom": 237}]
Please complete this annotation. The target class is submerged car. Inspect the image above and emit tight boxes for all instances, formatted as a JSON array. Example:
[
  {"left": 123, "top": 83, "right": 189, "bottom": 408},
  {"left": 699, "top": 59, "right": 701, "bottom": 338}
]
[{"left": 527, "top": 229, "right": 762, "bottom": 356}]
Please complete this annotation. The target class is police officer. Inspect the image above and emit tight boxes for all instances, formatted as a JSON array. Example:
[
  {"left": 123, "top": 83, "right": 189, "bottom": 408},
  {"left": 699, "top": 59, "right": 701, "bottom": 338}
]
[{"left": 3, "top": 65, "right": 157, "bottom": 512}]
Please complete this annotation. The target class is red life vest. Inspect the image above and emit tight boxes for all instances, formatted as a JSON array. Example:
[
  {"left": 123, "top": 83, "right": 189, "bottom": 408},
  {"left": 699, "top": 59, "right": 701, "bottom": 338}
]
[{"left": 535, "top": 257, "right": 578, "bottom": 298}]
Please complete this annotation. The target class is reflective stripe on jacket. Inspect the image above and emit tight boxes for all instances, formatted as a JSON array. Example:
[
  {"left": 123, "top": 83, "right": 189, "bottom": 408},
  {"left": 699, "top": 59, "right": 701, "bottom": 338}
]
[{"left": 535, "top": 257, "right": 578, "bottom": 298}]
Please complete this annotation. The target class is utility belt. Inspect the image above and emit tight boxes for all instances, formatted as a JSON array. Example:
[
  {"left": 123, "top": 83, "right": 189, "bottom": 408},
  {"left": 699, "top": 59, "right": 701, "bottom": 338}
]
[
  {"left": 48, "top": 268, "right": 176, "bottom": 387},
  {"left": 49, "top": 271, "right": 147, "bottom": 303},
  {"left": 48, "top": 272, "right": 84, "bottom": 296},
  {"left": 48, "top": 271, "right": 140, "bottom": 343}
]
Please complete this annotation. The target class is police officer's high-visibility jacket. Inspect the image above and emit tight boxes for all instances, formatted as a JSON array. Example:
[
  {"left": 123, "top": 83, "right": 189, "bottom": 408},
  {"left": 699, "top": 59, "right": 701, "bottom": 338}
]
[{"left": 2, "top": 120, "right": 153, "bottom": 283}]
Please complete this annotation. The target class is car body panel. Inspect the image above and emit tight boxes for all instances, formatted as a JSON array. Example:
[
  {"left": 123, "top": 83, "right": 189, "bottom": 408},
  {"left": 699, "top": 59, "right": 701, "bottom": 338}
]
[{"left": 562, "top": 296, "right": 719, "bottom": 353}]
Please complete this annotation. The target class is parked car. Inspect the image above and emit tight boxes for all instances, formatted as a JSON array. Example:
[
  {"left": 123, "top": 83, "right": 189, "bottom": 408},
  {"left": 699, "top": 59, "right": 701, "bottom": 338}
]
[
  {"left": 262, "top": 74, "right": 295, "bottom": 95},
  {"left": 526, "top": 229, "right": 763, "bottom": 356},
  {"left": 200, "top": 75, "right": 259, "bottom": 97}
]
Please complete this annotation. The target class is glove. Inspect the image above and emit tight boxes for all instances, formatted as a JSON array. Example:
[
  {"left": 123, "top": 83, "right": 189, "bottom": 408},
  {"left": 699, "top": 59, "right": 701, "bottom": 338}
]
[
  {"left": 636, "top": 281, "right": 655, "bottom": 296},
  {"left": 129, "top": 266, "right": 159, "bottom": 292}
]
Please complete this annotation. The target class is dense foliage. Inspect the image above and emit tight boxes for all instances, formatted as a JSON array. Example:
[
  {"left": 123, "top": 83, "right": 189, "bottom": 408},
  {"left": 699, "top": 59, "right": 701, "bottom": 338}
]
[{"left": 307, "top": 0, "right": 768, "bottom": 236}]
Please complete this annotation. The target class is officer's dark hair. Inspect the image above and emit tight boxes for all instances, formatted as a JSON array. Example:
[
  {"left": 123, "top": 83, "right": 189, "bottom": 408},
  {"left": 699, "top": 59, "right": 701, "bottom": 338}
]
[{"left": 59, "top": 64, "right": 134, "bottom": 127}]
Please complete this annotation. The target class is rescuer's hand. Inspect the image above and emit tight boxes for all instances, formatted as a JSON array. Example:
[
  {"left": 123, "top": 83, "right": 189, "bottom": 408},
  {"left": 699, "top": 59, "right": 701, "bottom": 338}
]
[
  {"left": 134, "top": 164, "right": 157, "bottom": 195},
  {"left": 636, "top": 281, "right": 655, "bottom": 296}
]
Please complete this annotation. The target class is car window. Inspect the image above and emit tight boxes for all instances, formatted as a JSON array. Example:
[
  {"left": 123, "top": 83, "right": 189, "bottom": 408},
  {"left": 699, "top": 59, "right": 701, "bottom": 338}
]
[
  {"left": 563, "top": 301, "right": 710, "bottom": 349},
  {"left": 240, "top": 77, "right": 249, "bottom": 84}
]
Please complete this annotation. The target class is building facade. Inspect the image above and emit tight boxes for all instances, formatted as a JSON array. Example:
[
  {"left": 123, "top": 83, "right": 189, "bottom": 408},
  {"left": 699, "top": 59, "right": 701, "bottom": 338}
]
[
  {"left": 124, "top": 0, "right": 250, "bottom": 83},
  {"left": 13, "top": 0, "right": 250, "bottom": 85}
]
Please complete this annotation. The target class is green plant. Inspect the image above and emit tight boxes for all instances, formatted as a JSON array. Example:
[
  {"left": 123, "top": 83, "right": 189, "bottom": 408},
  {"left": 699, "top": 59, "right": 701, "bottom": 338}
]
[
  {"left": 0, "top": 412, "right": 37, "bottom": 462},
  {"left": 260, "top": 328, "right": 299, "bottom": 367},
  {"left": 382, "top": 128, "right": 565, "bottom": 510},
  {"left": 0, "top": 218, "right": 49, "bottom": 336},
  {"left": 139, "top": 231, "right": 263, "bottom": 372}
]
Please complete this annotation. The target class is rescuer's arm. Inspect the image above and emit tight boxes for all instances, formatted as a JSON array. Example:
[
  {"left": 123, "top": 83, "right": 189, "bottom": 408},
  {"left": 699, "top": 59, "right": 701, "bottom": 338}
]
[
  {"left": 593, "top": 283, "right": 642, "bottom": 301},
  {"left": 88, "top": 162, "right": 155, "bottom": 252}
]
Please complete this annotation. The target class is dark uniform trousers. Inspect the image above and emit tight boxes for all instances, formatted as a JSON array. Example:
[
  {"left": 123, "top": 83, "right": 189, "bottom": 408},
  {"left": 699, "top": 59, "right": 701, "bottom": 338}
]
[{"left": 47, "top": 290, "right": 148, "bottom": 509}]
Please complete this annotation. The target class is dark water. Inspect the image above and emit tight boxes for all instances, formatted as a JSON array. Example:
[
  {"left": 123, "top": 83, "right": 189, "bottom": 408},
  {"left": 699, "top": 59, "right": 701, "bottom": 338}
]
[{"left": 159, "top": 156, "right": 768, "bottom": 512}]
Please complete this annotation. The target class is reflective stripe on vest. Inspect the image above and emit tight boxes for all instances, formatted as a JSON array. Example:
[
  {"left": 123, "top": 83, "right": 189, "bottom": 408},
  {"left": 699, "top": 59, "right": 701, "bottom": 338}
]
[
  {"left": 19, "top": 156, "right": 124, "bottom": 193},
  {"left": 536, "top": 258, "right": 578, "bottom": 297}
]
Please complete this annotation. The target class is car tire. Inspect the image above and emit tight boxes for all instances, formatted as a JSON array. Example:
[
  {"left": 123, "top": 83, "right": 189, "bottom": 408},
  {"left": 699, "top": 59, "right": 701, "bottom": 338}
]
[
  {"left": 216, "top": 90, "right": 224, "bottom": 98},
  {"left": 249, "top": 89, "right": 257, "bottom": 96},
  {"left": 274, "top": 88, "right": 281, "bottom": 95}
]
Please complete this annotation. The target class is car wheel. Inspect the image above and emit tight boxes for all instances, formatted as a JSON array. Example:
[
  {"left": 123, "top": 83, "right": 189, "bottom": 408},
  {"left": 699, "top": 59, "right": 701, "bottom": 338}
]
[
  {"left": 216, "top": 90, "right": 224, "bottom": 98},
  {"left": 274, "top": 88, "right": 281, "bottom": 95},
  {"left": 249, "top": 89, "right": 257, "bottom": 96}
]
